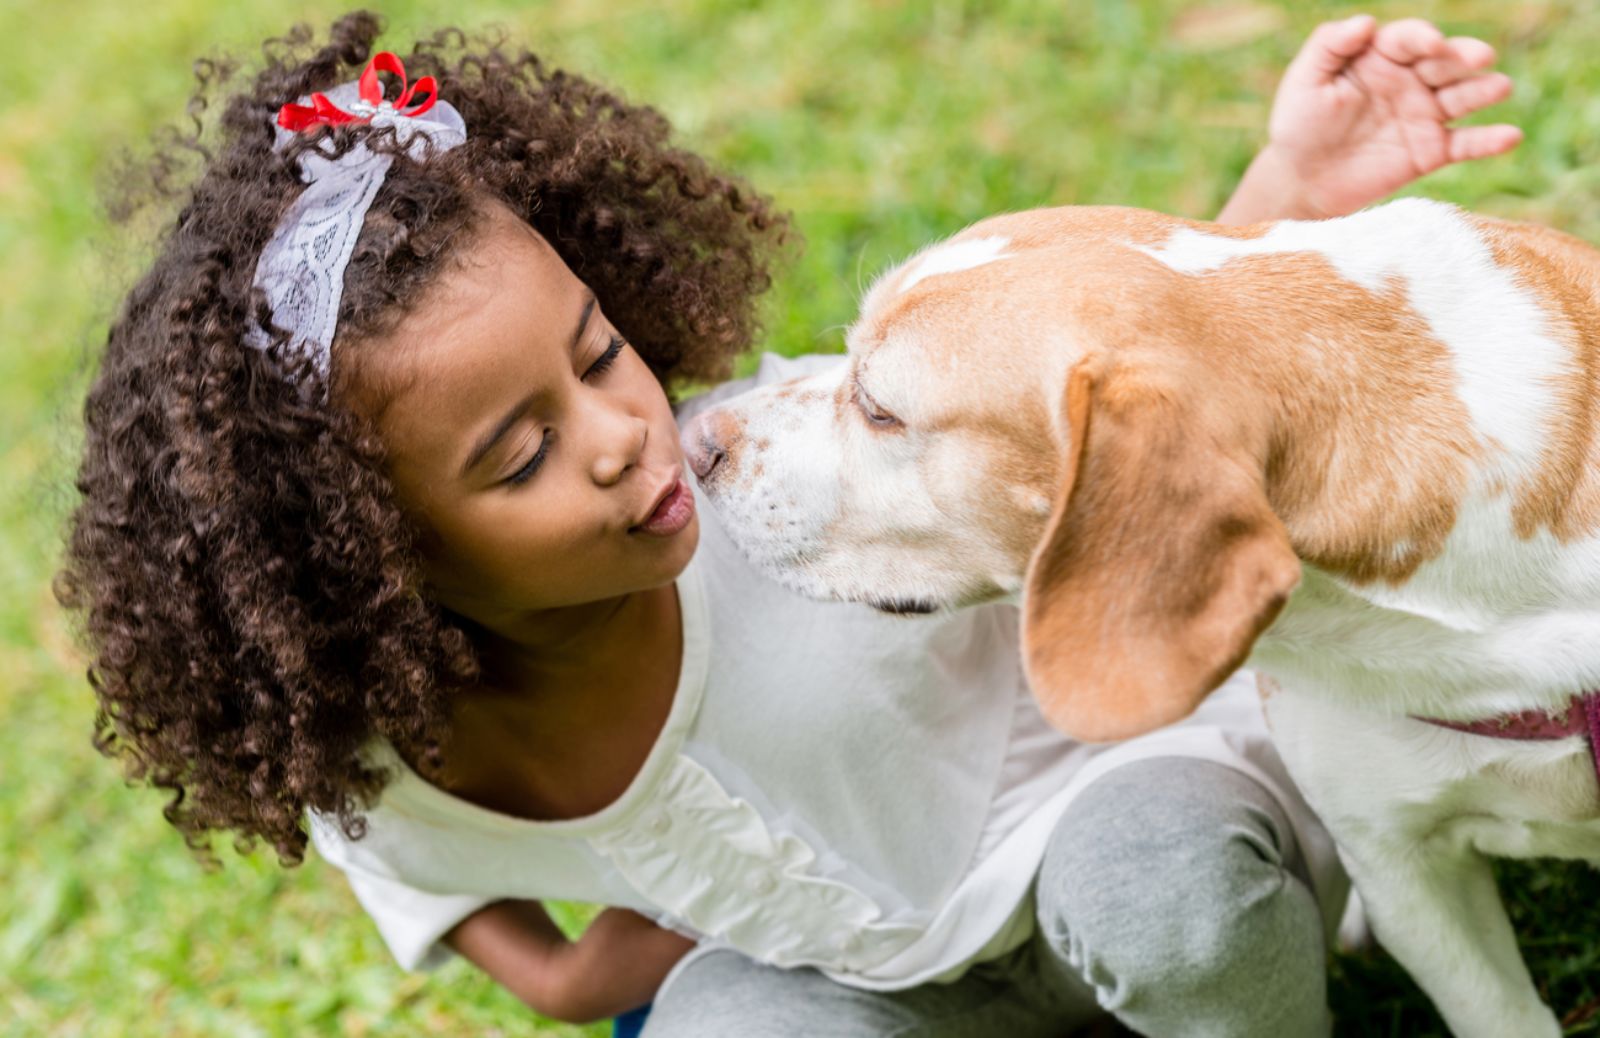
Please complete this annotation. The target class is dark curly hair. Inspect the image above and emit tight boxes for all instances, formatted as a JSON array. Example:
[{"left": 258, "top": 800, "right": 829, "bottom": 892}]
[{"left": 55, "top": 10, "right": 790, "bottom": 866}]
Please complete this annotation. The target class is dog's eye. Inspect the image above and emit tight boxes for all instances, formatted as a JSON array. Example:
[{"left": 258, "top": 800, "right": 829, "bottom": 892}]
[{"left": 854, "top": 379, "right": 901, "bottom": 428}]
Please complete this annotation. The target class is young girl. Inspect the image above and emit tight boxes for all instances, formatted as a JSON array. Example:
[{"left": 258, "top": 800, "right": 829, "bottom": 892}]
[{"left": 58, "top": 10, "right": 1519, "bottom": 1036}]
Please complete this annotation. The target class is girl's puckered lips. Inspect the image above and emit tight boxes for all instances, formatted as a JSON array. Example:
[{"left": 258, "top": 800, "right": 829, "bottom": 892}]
[{"left": 632, "top": 477, "right": 695, "bottom": 537}]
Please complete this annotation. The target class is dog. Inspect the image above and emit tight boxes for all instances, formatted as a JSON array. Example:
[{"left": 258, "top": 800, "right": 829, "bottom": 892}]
[{"left": 680, "top": 199, "right": 1600, "bottom": 1038}]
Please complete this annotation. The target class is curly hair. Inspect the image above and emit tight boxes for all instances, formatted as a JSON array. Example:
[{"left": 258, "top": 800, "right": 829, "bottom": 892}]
[{"left": 55, "top": 10, "right": 790, "bottom": 866}]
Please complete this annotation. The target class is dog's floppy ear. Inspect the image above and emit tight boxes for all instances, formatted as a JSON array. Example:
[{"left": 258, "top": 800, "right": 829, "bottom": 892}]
[{"left": 1022, "top": 361, "right": 1301, "bottom": 742}]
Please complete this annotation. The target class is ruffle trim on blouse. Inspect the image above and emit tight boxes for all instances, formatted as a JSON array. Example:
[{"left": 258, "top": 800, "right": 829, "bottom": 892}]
[{"left": 589, "top": 754, "right": 924, "bottom": 971}]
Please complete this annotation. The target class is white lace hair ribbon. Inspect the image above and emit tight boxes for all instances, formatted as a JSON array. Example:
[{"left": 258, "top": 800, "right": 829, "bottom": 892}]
[{"left": 244, "top": 78, "right": 467, "bottom": 379}]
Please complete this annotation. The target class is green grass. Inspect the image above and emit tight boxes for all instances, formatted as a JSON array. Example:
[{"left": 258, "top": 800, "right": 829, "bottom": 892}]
[{"left": 3, "top": 0, "right": 1599, "bottom": 1034}]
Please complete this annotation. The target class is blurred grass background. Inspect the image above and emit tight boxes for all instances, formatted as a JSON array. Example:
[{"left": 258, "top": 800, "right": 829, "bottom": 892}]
[{"left": 3, "top": 1, "right": 1599, "bottom": 1035}]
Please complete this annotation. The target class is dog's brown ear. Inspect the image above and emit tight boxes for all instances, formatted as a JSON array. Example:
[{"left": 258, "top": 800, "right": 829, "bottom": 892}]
[{"left": 1022, "top": 362, "right": 1300, "bottom": 742}]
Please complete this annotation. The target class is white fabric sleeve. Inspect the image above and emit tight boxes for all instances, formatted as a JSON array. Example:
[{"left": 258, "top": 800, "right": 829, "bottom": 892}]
[{"left": 309, "top": 814, "right": 493, "bottom": 971}]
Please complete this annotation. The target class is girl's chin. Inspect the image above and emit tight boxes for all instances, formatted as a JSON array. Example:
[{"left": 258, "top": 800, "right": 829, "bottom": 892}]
[
  {"left": 621, "top": 508, "right": 699, "bottom": 565},
  {"left": 657, "top": 512, "right": 699, "bottom": 564},
  {"left": 653, "top": 513, "right": 700, "bottom": 575}
]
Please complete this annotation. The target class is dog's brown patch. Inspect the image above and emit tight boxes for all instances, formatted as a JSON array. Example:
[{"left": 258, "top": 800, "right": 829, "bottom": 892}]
[
  {"left": 1475, "top": 216, "right": 1600, "bottom": 542},
  {"left": 1008, "top": 243, "right": 1480, "bottom": 587},
  {"left": 1180, "top": 252, "right": 1479, "bottom": 584},
  {"left": 942, "top": 396, "right": 1062, "bottom": 564}
]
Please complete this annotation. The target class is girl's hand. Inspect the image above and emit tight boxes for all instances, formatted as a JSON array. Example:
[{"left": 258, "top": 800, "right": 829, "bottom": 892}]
[{"left": 1218, "top": 15, "right": 1522, "bottom": 225}]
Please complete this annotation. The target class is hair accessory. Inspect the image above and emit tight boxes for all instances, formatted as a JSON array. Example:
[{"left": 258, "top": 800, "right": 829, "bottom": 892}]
[
  {"left": 245, "top": 52, "right": 466, "bottom": 382},
  {"left": 276, "top": 52, "right": 440, "bottom": 131}
]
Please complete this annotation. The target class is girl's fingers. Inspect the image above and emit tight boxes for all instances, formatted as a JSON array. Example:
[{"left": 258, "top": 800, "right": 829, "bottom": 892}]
[
  {"left": 1447, "top": 123, "right": 1524, "bottom": 163},
  {"left": 1296, "top": 14, "right": 1378, "bottom": 79},
  {"left": 1414, "top": 37, "right": 1499, "bottom": 88},
  {"left": 1435, "top": 73, "right": 1514, "bottom": 121},
  {"left": 1412, "top": 54, "right": 1471, "bottom": 88},
  {"left": 1446, "top": 36, "right": 1498, "bottom": 73},
  {"left": 1373, "top": 17, "right": 1447, "bottom": 67}
]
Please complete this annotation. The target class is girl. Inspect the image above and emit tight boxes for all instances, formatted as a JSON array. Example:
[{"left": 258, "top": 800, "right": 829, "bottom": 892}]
[{"left": 58, "top": 10, "right": 1519, "bottom": 1036}]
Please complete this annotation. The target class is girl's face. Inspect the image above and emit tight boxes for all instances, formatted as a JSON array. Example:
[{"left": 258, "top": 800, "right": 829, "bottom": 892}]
[{"left": 343, "top": 200, "right": 698, "bottom": 633}]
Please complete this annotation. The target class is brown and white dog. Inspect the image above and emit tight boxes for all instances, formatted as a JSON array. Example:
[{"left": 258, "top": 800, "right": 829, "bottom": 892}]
[{"left": 681, "top": 199, "right": 1600, "bottom": 1038}]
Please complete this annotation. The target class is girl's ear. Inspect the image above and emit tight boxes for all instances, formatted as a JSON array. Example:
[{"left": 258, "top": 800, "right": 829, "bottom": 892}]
[{"left": 1021, "top": 361, "right": 1301, "bottom": 742}]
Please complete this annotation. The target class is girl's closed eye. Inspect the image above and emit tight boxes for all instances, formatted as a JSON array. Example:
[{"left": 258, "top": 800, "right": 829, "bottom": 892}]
[
  {"left": 505, "top": 433, "right": 552, "bottom": 487},
  {"left": 585, "top": 333, "right": 626, "bottom": 380}
]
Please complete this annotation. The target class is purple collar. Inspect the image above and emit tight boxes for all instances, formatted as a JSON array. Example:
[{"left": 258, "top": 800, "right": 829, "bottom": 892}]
[{"left": 1414, "top": 693, "right": 1600, "bottom": 785}]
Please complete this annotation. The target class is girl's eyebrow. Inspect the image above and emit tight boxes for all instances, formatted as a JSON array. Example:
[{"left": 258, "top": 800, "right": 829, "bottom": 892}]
[{"left": 459, "top": 293, "right": 597, "bottom": 479}]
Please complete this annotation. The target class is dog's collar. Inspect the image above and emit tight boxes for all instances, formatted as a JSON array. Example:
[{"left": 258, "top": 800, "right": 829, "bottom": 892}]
[{"left": 1414, "top": 693, "right": 1599, "bottom": 743}]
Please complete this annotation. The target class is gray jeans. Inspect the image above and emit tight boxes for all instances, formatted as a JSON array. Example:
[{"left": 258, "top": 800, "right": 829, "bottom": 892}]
[{"left": 642, "top": 758, "right": 1331, "bottom": 1038}]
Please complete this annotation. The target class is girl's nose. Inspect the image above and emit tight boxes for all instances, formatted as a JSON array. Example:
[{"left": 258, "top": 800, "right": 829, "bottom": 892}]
[{"left": 592, "top": 411, "right": 648, "bottom": 486}]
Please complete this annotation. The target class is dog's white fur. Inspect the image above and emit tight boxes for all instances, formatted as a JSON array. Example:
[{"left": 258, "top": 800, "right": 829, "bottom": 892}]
[{"left": 683, "top": 199, "right": 1600, "bottom": 1037}]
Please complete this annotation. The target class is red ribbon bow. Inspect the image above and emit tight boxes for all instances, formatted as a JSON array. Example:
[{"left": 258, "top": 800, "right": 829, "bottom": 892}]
[{"left": 277, "top": 52, "right": 439, "bottom": 132}]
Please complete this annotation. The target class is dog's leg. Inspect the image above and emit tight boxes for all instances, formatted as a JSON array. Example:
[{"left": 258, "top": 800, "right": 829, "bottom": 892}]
[
  {"left": 1341, "top": 841, "right": 1559, "bottom": 1038},
  {"left": 1262, "top": 690, "right": 1561, "bottom": 1038}
]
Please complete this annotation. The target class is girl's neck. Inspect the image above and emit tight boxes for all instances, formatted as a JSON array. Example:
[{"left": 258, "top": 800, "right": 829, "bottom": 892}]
[
  {"left": 467, "top": 582, "right": 681, "bottom": 713},
  {"left": 477, "top": 583, "right": 676, "bottom": 694},
  {"left": 435, "top": 581, "right": 685, "bottom": 821}
]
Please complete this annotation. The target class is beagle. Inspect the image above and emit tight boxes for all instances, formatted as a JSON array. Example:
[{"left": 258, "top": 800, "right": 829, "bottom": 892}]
[{"left": 681, "top": 199, "right": 1600, "bottom": 1038}]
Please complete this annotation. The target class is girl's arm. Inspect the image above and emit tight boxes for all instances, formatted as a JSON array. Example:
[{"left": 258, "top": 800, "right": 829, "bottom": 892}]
[
  {"left": 445, "top": 901, "right": 697, "bottom": 1024},
  {"left": 1218, "top": 16, "right": 1521, "bottom": 225}
]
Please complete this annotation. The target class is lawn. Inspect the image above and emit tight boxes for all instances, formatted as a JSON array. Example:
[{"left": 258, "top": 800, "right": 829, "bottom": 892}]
[{"left": 3, "top": 1, "right": 1598, "bottom": 1035}]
